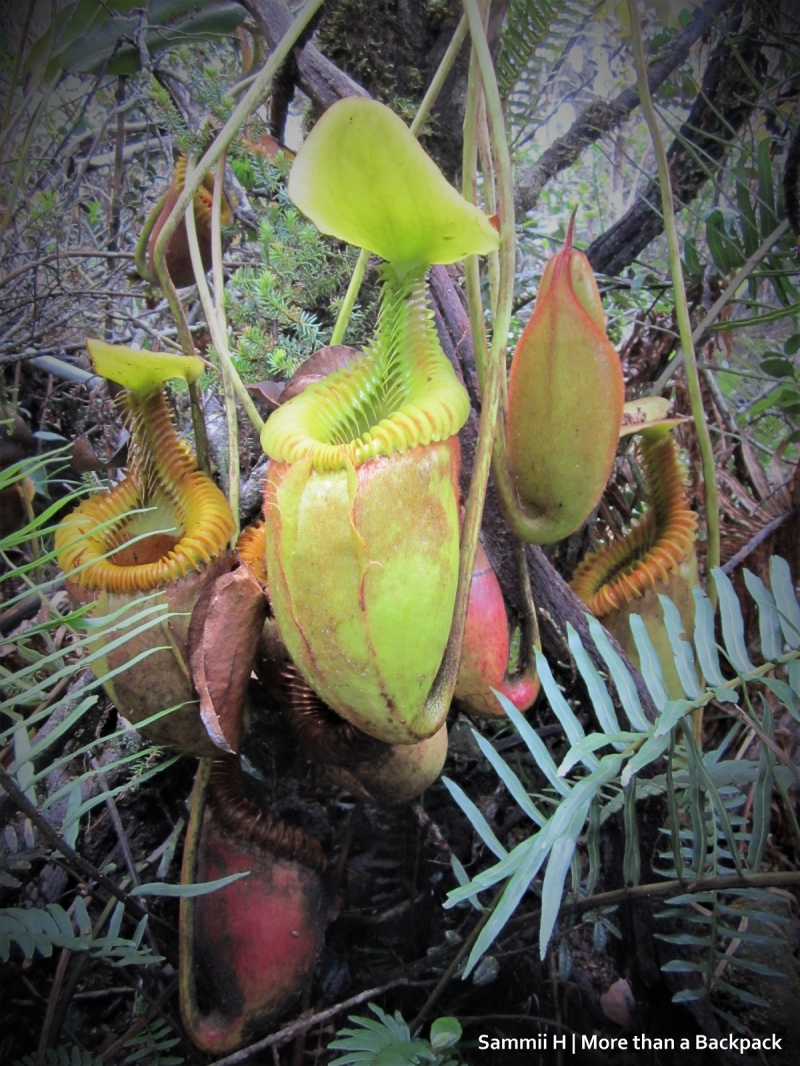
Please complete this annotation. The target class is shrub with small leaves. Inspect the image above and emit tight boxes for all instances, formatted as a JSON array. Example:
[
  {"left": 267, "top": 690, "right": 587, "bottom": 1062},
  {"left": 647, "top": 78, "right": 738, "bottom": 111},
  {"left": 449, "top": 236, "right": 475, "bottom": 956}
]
[{"left": 227, "top": 155, "right": 376, "bottom": 380}]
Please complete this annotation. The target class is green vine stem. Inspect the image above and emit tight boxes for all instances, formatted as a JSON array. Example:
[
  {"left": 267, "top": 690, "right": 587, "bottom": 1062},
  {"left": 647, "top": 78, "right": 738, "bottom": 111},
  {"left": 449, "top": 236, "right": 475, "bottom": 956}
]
[
  {"left": 132, "top": 191, "right": 166, "bottom": 284},
  {"left": 183, "top": 158, "right": 264, "bottom": 437},
  {"left": 460, "top": 0, "right": 537, "bottom": 671},
  {"left": 650, "top": 218, "right": 790, "bottom": 395},
  {"left": 420, "top": 0, "right": 515, "bottom": 716},
  {"left": 462, "top": 12, "right": 488, "bottom": 391},
  {"left": 329, "top": 247, "right": 368, "bottom": 346},
  {"left": 328, "top": 14, "right": 470, "bottom": 346},
  {"left": 150, "top": 0, "right": 325, "bottom": 433},
  {"left": 212, "top": 150, "right": 241, "bottom": 536},
  {"left": 627, "top": 0, "right": 720, "bottom": 585}
]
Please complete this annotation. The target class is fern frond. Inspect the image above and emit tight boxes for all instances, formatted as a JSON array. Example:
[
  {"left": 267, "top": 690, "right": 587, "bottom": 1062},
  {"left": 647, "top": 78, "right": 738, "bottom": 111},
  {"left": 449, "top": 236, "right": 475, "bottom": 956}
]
[
  {"left": 0, "top": 899, "right": 159, "bottom": 966},
  {"left": 498, "top": 0, "right": 588, "bottom": 101}
]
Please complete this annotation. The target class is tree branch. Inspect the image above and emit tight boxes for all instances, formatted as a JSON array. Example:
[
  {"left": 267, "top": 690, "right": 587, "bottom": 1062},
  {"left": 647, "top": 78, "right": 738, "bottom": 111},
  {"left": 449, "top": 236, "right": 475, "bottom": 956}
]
[
  {"left": 514, "top": 0, "right": 733, "bottom": 218},
  {"left": 239, "top": 0, "right": 369, "bottom": 107},
  {"left": 586, "top": 1, "right": 763, "bottom": 276}
]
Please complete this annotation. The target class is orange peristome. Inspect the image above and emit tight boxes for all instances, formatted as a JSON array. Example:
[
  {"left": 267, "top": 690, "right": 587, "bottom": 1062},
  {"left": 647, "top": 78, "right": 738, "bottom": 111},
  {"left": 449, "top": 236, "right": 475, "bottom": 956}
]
[
  {"left": 454, "top": 543, "right": 539, "bottom": 718},
  {"left": 55, "top": 382, "right": 235, "bottom": 755},
  {"left": 56, "top": 390, "right": 234, "bottom": 594},
  {"left": 506, "top": 212, "right": 624, "bottom": 544},
  {"left": 570, "top": 431, "right": 697, "bottom": 617},
  {"left": 235, "top": 520, "right": 268, "bottom": 587}
]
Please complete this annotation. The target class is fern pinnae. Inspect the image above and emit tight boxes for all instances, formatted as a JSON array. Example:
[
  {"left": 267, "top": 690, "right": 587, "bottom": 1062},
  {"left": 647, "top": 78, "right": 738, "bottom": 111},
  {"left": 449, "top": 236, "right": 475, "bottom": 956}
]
[
  {"left": 587, "top": 615, "right": 650, "bottom": 731},
  {"left": 742, "top": 568, "right": 783, "bottom": 662},
  {"left": 566, "top": 623, "right": 621, "bottom": 737},
  {"left": 692, "top": 585, "right": 727, "bottom": 688},
  {"left": 629, "top": 614, "right": 670, "bottom": 711},
  {"left": 771, "top": 555, "right": 800, "bottom": 649},
  {"left": 623, "top": 778, "right": 641, "bottom": 887},
  {"left": 681, "top": 721, "right": 744, "bottom": 879},
  {"left": 713, "top": 568, "right": 755, "bottom": 675},
  {"left": 471, "top": 728, "right": 547, "bottom": 826},
  {"left": 659, "top": 594, "right": 703, "bottom": 699}
]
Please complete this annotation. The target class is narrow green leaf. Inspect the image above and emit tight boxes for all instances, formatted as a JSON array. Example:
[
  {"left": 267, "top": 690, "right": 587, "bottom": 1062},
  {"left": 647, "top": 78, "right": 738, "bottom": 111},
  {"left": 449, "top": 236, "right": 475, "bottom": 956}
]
[
  {"left": 654, "top": 698, "right": 695, "bottom": 738},
  {"left": 742, "top": 569, "right": 782, "bottom": 662},
  {"left": 693, "top": 586, "right": 725, "bottom": 686},
  {"left": 471, "top": 730, "right": 546, "bottom": 825},
  {"left": 498, "top": 689, "right": 570, "bottom": 796},
  {"left": 621, "top": 731, "right": 670, "bottom": 786},
  {"left": 463, "top": 838, "right": 549, "bottom": 977},
  {"left": 623, "top": 779, "right": 640, "bottom": 887},
  {"left": 713, "top": 568, "right": 754, "bottom": 674},
  {"left": 771, "top": 556, "right": 800, "bottom": 649},
  {"left": 442, "top": 778, "right": 508, "bottom": 860},
  {"left": 6, "top": 697, "right": 97, "bottom": 775},
  {"left": 762, "top": 677, "right": 798, "bottom": 719},
  {"left": 566, "top": 624, "right": 620, "bottom": 736},
  {"left": 629, "top": 615, "right": 668, "bottom": 711},
  {"left": 450, "top": 854, "right": 483, "bottom": 911},
  {"left": 558, "top": 732, "right": 637, "bottom": 778},
  {"left": 587, "top": 615, "right": 650, "bottom": 731},
  {"left": 539, "top": 801, "right": 591, "bottom": 958},
  {"left": 757, "top": 139, "right": 778, "bottom": 236},
  {"left": 529, "top": 654, "right": 597, "bottom": 769},
  {"left": 658, "top": 595, "right": 702, "bottom": 698},
  {"left": 735, "top": 166, "right": 759, "bottom": 256},
  {"left": 585, "top": 798, "right": 600, "bottom": 897},
  {"left": 130, "top": 872, "right": 250, "bottom": 898},
  {"left": 747, "top": 701, "right": 774, "bottom": 871},
  {"left": 789, "top": 659, "right": 800, "bottom": 698},
  {"left": 682, "top": 721, "right": 743, "bottom": 878},
  {"left": 62, "top": 781, "right": 82, "bottom": 850}
]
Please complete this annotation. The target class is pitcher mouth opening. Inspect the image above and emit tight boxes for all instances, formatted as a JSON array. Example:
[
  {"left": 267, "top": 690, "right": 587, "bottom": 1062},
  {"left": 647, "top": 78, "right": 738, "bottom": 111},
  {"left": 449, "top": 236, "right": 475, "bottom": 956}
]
[
  {"left": 261, "top": 267, "right": 470, "bottom": 473},
  {"left": 571, "top": 433, "right": 697, "bottom": 617},
  {"left": 56, "top": 390, "right": 235, "bottom": 594}
]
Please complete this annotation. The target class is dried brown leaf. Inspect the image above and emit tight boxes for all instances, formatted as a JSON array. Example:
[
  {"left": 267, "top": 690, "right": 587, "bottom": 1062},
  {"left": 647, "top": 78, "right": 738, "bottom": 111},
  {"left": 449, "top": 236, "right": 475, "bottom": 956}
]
[{"left": 189, "top": 565, "right": 269, "bottom": 754}]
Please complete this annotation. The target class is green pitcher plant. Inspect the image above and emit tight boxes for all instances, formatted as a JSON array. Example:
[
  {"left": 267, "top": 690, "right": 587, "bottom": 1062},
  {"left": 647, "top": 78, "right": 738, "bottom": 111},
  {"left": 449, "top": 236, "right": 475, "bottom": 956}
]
[
  {"left": 55, "top": 340, "right": 236, "bottom": 754},
  {"left": 260, "top": 98, "right": 499, "bottom": 746},
  {"left": 501, "top": 211, "right": 624, "bottom": 544}
]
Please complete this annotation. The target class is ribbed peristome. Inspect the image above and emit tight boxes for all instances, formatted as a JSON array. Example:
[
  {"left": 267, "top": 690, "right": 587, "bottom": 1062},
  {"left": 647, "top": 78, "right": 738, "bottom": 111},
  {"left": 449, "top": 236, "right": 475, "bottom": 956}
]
[
  {"left": 261, "top": 266, "right": 470, "bottom": 472},
  {"left": 235, "top": 520, "right": 268, "bottom": 586},
  {"left": 571, "top": 431, "right": 698, "bottom": 617},
  {"left": 173, "top": 155, "right": 232, "bottom": 229},
  {"left": 56, "top": 389, "right": 235, "bottom": 593}
]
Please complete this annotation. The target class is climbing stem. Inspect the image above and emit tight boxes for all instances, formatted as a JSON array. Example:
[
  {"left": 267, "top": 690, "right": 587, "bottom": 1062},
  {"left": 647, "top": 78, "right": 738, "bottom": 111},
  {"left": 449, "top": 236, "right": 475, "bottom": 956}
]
[
  {"left": 461, "top": 0, "right": 559, "bottom": 546},
  {"left": 423, "top": 0, "right": 514, "bottom": 714},
  {"left": 330, "top": 247, "right": 368, "bottom": 346},
  {"left": 133, "top": 191, "right": 166, "bottom": 284},
  {"left": 151, "top": 0, "right": 325, "bottom": 333},
  {"left": 627, "top": 0, "right": 720, "bottom": 592},
  {"left": 183, "top": 157, "right": 264, "bottom": 449},
  {"left": 212, "top": 150, "right": 241, "bottom": 536}
]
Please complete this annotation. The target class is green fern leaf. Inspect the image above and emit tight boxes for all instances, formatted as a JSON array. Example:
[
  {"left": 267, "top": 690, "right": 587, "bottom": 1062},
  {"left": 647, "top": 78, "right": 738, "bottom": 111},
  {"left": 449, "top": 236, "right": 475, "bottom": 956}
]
[{"left": 712, "top": 568, "right": 754, "bottom": 674}]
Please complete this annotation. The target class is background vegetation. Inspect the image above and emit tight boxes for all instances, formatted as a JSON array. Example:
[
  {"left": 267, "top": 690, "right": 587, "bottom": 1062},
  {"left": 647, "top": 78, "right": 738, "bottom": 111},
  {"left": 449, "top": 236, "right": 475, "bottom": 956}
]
[{"left": 1, "top": 1, "right": 798, "bottom": 1064}]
